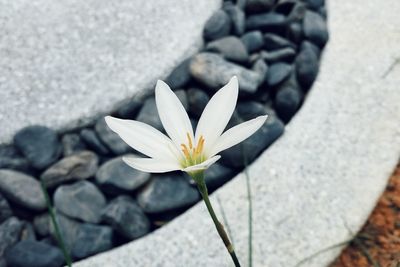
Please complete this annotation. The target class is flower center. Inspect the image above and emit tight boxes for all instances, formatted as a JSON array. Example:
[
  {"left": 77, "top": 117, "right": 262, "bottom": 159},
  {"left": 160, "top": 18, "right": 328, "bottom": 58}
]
[{"left": 180, "top": 132, "right": 205, "bottom": 167}]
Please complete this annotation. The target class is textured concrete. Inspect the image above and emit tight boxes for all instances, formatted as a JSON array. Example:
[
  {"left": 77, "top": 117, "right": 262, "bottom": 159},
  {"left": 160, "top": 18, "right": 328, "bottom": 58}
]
[
  {"left": 0, "top": 0, "right": 220, "bottom": 143},
  {"left": 75, "top": 0, "right": 400, "bottom": 266}
]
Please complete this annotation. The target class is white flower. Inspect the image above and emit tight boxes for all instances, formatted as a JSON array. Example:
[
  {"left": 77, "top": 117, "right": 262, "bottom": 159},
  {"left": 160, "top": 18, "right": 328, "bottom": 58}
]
[{"left": 105, "top": 76, "right": 268, "bottom": 174}]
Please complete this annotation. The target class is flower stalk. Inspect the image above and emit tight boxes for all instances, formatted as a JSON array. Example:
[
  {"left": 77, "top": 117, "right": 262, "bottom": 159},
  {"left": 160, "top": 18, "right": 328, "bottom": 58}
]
[{"left": 191, "top": 171, "right": 241, "bottom": 267}]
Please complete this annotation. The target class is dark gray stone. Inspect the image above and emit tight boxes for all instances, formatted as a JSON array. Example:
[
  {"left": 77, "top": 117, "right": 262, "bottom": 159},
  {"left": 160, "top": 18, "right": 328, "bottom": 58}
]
[
  {"left": 190, "top": 53, "right": 263, "bottom": 94},
  {"left": 206, "top": 36, "right": 249, "bottom": 63},
  {"left": 116, "top": 99, "right": 142, "bottom": 119},
  {"left": 275, "top": 85, "right": 302, "bottom": 122},
  {"left": 245, "top": 0, "right": 275, "bottom": 13},
  {"left": 136, "top": 98, "right": 164, "bottom": 131},
  {"left": 240, "top": 31, "right": 264, "bottom": 53},
  {"left": 300, "top": 40, "right": 321, "bottom": 57},
  {"left": 296, "top": 44, "right": 319, "bottom": 89},
  {"left": 261, "top": 48, "right": 296, "bottom": 63},
  {"left": 96, "top": 156, "right": 151, "bottom": 193},
  {"left": 0, "top": 194, "right": 12, "bottom": 224},
  {"left": 137, "top": 175, "right": 199, "bottom": 213},
  {"left": 223, "top": 3, "right": 245, "bottom": 35},
  {"left": 251, "top": 59, "right": 268, "bottom": 83},
  {"left": 49, "top": 213, "right": 81, "bottom": 253},
  {"left": 0, "top": 145, "right": 31, "bottom": 173},
  {"left": 246, "top": 13, "right": 286, "bottom": 32},
  {"left": 203, "top": 163, "right": 234, "bottom": 189},
  {"left": 303, "top": 10, "right": 328, "bottom": 47},
  {"left": 287, "top": 22, "right": 303, "bottom": 44},
  {"left": 237, "top": 101, "right": 269, "bottom": 121},
  {"left": 274, "top": 0, "right": 297, "bottom": 16},
  {"left": 318, "top": 6, "right": 327, "bottom": 19},
  {"left": 4, "top": 240, "right": 64, "bottom": 267},
  {"left": 95, "top": 118, "right": 132, "bottom": 155},
  {"left": 304, "top": 0, "right": 325, "bottom": 10},
  {"left": 264, "top": 33, "right": 296, "bottom": 50},
  {"left": 0, "top": 217, "right": 23, "bottom": 260},
  {"left": 13, "top": 126, "right": 61, "bottom": 170},
  {"left": 226, "top": 110, "right": 245, "bottom": 130},
  {"left": 0, "top": 170, "right": 46, "bottom": 211},
  {"left": 61, "top": 133, "right": 86, "bottom": 157},
  {"left": 203, "top": 10, "right": 231, "bottom": 41},
  {"left": 266, "top": 63, "right": 292, "bottom": 87},
  {"left": 54, "top": 181, "right": 106, "bottom": 223},
  {"left": 102, "top": 196, "right": 150, "bottom": 240},
  {"left": 187, "top": 88, "right": 210, "bottom": 118},
  {"left": 33, "top": 214, "right": 50, "bottom": 237},
  {"left": 286, "top": 2, "right": 307, "bottom": 22},
  {"left": 175, "top": 90, "right": 189, "bottom": 111},
  {"left": 20, "top": 222, "right": 36, "bottom": 241},
  {"left": 80, "top": 129, "right": 110, "bottom": 155},
  {"left": 71, "top": 224, "right": 113, "bottom": 259},
  {"left": 165, "top": 58, "right": 192, "bottom": 89},
  {"left": 41, "top": 151, "right": 98, "bottom": 188},
  {"left": 221, "top": 113, "right": 285, "bottom": 168}
]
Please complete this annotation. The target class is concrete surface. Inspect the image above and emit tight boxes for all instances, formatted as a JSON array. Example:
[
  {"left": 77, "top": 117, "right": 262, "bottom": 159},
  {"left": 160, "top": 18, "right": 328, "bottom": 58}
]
[
  {"left": 74, "top": 0, "right": 400, "bottom": 266},
  {"left": 0, "top": 0, "right": 220, "bottom": 143}
]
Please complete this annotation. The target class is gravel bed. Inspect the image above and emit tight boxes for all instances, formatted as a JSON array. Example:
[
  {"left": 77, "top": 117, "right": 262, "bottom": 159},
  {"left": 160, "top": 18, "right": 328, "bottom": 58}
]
[{"left": 0, "top": 0, "right": 328, "bottom": 266}]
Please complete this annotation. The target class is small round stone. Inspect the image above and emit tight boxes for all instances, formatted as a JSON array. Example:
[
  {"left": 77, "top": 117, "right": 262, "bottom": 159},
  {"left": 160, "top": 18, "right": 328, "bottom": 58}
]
[
  {"left": 0, "top": 170, "right": 46, "bottom": 211},
  {"left": 137, "top": 175, "right": 199, "bottom": 213},
  {"left": 41, "top": 150, "right": 99, "bottom": 188},
  {"left": 61, "top": 133, "right": 87, "bottom": 157},
  {"left": 80, "top": 129, "right": 110, "bottom": 155},
  {"left": 296, "top": 44, "right": 319, "bottom": 90},
  {"left": 206, "top": 36, "right": 249, "bottom": 63},
  {"left": 71, "top": 223, "right": 113, "bottom": 259},
  {"left": 13, "top": 126, "right": 61, "bottom": 170},
  {"left": 95, "top": 118, "right": 132, "bottom": 155},
  {"left": 266, "top": 63, "right": 293, "bottom": 87},
  {"left": 240, "top": 31, "right": 264, "bottom": 53},
  {"left": 96, "top": 156, "right": 151, "bottom": 193},
  {"left": 5, "top": 240, "right": 64, "bottom": 267},
  {"left": 203, "top": 10, "right": 231, "bottom": 41},
  {"left": 303, "top": 10, "right": 329, "bottom": 47},
  {"left": 101, "top": 196, "right": 150, "bottom": 240},
  {"left": 275, "top": 85, "right": 302, "bottom": 122},
  {"left": 54, "top": 181, "right": 106, "bottom": 223}
]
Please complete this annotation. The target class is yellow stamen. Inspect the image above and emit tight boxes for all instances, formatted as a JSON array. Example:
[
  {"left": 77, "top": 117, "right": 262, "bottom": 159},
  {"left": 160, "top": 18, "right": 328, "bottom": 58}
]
[
  {"left": 180, "top": 134, "right": 206, "bottom": 168},
  {"left": 196, "top": 136, "right": 205, "bottom": 155},
  {"left": 181, "top": 144, "right": 190, "bottom": 158},
  {"left": 187, "top": 133, "right": 193, "bottom": 149}
]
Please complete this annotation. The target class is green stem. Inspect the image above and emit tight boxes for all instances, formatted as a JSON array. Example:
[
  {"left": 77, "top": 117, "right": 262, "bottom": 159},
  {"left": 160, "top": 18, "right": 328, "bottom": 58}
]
[
  {"left": 243, "top": 156, "right": 253, "bottom": 267},
  {"left": 193, "top": 173, "right": 241, "bottom": 267},
  {"left": 40, "top": 182, "right": 73, "bottom": 267}
]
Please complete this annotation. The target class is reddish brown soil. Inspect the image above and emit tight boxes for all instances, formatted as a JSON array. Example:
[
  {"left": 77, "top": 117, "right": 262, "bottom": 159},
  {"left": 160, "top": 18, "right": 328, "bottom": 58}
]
[{"left": 330, "top": 164, "right": 400, "bottom": 267}]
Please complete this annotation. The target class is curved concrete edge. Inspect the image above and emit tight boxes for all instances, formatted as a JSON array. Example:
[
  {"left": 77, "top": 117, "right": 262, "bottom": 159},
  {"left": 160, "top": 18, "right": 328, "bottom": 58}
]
[
  {"left": 75, "top": 0, "right": 400, "bottom": 266},
  {"left": 0, "top": 0, "right": 221, "bottom": 143}
]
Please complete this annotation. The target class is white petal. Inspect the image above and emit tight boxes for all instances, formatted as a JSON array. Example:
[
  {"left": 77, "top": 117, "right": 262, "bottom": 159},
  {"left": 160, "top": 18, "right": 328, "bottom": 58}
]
[
  {"left": 209, "top": 115, "right": 268, "bottom": 156},
  {"left": 123, "top": 156, "right": 181, "bottom": 173},
  {"left": 155, "top": 80, "right": 194, "bottom": 150},
  {"left": 195, "top": 76, "right": 238, "bottom": 156},
  {"left": 183, "top": 155, "right": 221, "bottom": 173},
  {"left": 105, "top": 116, "right": 179, "bottom": 161}
]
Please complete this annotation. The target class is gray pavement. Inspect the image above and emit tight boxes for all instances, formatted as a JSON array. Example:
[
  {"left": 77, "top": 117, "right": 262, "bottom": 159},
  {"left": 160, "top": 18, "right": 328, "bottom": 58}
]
[
  {"left": 74, "top": 0, "right": 400, "bottom": 266},
  {"left": 0, "top": 0, "right": 220, "bottom": 143}
]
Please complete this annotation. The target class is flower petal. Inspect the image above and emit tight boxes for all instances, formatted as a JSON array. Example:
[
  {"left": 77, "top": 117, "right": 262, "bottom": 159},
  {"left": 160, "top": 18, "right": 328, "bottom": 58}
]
[
  {"left": 195, "top": 76, "right": 238, "bottom": 156},
  {"left": 209, "top": 115, "right": 268, "bottom": 156},
  {"left": 182, "top": 155, "right": 221, "bottom": 173},
  {"left": 155, "top": 80, "right": 194, "bottom": 151},
  {"left": 105, "top": 116, "right": 179, "bottom": 161},
  {"left": 123, "top": 156, "right": 181, "bottom": 173}
]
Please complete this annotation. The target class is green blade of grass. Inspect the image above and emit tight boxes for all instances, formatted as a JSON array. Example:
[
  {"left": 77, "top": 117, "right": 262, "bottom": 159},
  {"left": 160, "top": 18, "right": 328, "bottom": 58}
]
[{"left": 40, "top": 181, "right": 72, "bottom": 267}]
